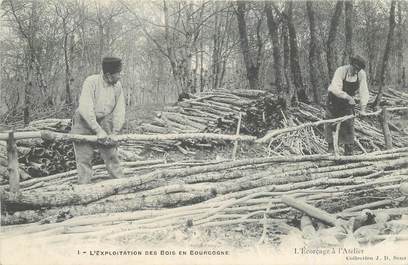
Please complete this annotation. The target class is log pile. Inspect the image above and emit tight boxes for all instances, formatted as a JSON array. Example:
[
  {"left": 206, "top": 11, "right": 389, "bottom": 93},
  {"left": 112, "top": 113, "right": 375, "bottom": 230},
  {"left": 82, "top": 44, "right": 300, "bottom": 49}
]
[
  {"left": 1, "top": 149, "right": 408, "bottom": 249},
  {"left": 1, "top": 148, "right": 407, "bottom": 237},
  {"left": 135, "top": 89, "right": 271, "bottom": 153}
]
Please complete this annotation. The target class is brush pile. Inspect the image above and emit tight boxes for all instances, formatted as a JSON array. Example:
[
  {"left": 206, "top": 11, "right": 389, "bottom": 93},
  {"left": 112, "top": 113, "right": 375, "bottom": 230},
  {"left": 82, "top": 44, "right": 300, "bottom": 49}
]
[
  {"left": 0, "top": 142, "right": 31, "bottom": 185},
  {"left": 2, "top": 88, "right": 408, "bottom": 182}
]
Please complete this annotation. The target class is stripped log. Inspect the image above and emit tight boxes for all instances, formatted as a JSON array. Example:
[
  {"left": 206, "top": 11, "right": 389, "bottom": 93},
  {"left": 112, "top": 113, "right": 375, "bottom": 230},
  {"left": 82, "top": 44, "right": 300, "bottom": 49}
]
[
  {"left": 232, "top": 112, "right": 242, "bottom": 160},
  {"left": 1, "top": 151, "right": 407, "bottom": 207},
  {"left": 257, "top": 115, "right": 354, "bottom": 143},
  {"left": 281, "top": 195, "right": 337, "bottom": 226}
]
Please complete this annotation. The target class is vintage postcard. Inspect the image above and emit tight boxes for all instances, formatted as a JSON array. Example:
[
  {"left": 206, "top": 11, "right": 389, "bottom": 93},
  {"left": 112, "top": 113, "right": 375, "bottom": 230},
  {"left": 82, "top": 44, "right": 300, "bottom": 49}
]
[{"left": 1, "top": 0, "right": 407, "bottom": 264}]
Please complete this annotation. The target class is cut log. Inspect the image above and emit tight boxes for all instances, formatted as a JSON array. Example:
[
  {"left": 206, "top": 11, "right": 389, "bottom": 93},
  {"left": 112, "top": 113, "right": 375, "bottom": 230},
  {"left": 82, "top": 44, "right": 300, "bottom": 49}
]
[
  {"left": 232, "top": 112, "right": 242, "bottom": 160},
  {"left": 379, "top": 107, "right": 393, "bottom": 149},
  {"left": 281, "top": 195, "right": 337, "bottom": 226}
]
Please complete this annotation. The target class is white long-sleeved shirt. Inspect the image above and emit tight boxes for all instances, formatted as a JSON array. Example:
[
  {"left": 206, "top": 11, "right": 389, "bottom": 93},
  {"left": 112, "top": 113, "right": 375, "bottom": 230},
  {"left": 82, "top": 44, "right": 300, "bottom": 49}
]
[
  {"left": 77, "top": 74, "right": 125, "bottom": 134},
  {"left": 328, "top": 65, "right": 369, "bottom": 108}
]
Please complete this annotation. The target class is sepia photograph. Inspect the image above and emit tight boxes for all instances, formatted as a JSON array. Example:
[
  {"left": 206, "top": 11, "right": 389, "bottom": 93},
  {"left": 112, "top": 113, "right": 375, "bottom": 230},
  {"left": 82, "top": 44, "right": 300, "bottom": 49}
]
[{"left": 0, "top": 0, "right": 407, "bottom": 264}]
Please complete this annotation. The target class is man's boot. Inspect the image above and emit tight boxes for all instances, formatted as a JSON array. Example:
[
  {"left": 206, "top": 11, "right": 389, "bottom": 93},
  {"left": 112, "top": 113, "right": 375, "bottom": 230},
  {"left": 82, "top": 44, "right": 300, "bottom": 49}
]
[
  {"left": 344, "top": 144, "right": 354, "bottom": 156},
  {"left": 327, "top": 142, "right": 334, "bottom": 154}
]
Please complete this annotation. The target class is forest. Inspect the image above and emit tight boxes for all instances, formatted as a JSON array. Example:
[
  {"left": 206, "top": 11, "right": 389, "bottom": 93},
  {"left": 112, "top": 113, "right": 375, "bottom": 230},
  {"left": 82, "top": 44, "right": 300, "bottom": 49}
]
[{"left": 0, "top": 0, "right": 407, "bottom": 125}]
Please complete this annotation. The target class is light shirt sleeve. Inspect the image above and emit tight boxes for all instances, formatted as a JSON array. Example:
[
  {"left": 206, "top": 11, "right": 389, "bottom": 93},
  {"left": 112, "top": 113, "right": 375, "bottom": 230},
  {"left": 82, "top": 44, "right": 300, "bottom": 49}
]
[
  {"left": 358, "top": 70, "right": 369, "bottom": 108},
  {"left": 78, "top": 77, "right": 104, "bottom": 134},
  {"left": 112, "top": 82, "right": 126, "bottom": 134},
  {"left": 328, "top": 66, "right": 349, "bottom": 99}
]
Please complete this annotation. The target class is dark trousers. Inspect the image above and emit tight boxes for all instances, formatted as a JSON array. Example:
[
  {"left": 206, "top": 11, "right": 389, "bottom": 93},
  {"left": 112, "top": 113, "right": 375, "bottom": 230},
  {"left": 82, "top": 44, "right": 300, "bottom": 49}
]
[
  {"left": 324, "top": 105, "right": 355, "bottom": 145},
  {"left": 71, "top": 112, "right": 124, "bottom": 184}
]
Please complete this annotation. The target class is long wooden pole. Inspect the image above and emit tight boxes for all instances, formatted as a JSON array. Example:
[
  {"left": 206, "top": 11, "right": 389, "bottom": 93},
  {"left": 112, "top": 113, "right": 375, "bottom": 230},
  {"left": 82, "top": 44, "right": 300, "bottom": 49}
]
[
  {"left": 332, "top": 122, "right": 341, "bottom": 156},
  {"left": 7, "top": 131, "right": 20, "bottom": 193},
  {"left": 258, "top": 115, "right": 355, "bottom": 143},
  {"left": 232, "top": 112, "right": 243, "bottom": 160},
  {"left": 0, "top": 131, "right": 257, "bottom": 143},
  {"left": 380, "top": 107, "right": 393, "bottom": 149},
  {"left": 0, "top": 107, "right": 405, "bottom": 143}
]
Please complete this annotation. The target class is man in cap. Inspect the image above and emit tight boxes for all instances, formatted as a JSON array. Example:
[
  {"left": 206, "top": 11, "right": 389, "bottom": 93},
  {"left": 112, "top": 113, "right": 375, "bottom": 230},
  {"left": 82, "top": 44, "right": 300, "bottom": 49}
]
[
  {"left": 71, "top": 56, "right": 125, "bottom": 184},
  {"left": 325, "top": 55, "right": 369, "bottom": 155}
]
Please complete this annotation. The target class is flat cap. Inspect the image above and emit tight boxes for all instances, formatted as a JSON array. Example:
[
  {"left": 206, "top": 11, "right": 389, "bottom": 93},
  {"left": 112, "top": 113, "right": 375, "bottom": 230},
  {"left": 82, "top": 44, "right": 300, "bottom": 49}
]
[
  {"left": 102, "top": 56, "right": 122, "bottom": 74},
  {"left": 350, "top": 55, "right": 366, "bottom": 70}
]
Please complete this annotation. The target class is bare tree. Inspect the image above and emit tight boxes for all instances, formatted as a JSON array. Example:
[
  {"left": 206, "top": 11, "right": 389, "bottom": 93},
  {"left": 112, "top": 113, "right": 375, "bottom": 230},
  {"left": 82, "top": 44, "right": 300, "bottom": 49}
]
[
  {"left": 396, "top": 1, "right": 404, "bottom": 86},
  {"left": 211, "top": 2, "right": 233, "bottom": 90},
  {"left": 327, "top": 1, "right": 343, "bottom": 79},
  {"left": 265, "top": 2, "right": 282, "bottom": 91},
  {"left": 306, "top": 1, "right": 325, "bottom": 104},
  {"left": 343, "top": 0, "right": 353, "bottom": 64},
  {"left": 285, "top": 2, "right": 307, "bottom": 102},
  {"left": 55, "top": 2, "right": 77, "bottom": 105},
  {"left": 282, "top": 21, "right": 294, "bottom": 107},
  {"left": 374, "top": 0, "right": 396, "bottom": 107},
  {"left": 4, "top": 0, "right": 38, "bottom": 125},
  {"left": 235, "top": 1, "right": 262, "bottom": 90}
]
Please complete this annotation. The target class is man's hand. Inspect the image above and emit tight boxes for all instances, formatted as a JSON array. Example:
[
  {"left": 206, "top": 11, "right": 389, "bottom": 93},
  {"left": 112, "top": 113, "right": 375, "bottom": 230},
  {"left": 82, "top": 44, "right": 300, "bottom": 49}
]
[
  {"left": 359, "top": 106, "right": 369, "bottom": 116},
  {"left": 96, "top": 129, "right": 110, "bottom": 146},
  {"left": 347, "top": 96, "right": 356, "bottom": 106},
  {"left": 96, "top": 129, "right": 108, "bottom": 138},
  {"left": 97, "top": 131, "right": 118, "bottom": 147}
]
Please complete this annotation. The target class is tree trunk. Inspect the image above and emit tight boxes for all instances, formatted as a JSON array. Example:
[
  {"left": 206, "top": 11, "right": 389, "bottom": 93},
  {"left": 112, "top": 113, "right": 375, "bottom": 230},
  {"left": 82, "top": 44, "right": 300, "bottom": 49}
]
[
  {"left": 200, "top": 35, "right": 204, "bottom": 92},
  {"left": 327, "top": 1, "right": 343, "bottom": 79},
  {"left": 236, "top": 1, "right": 259, "bottom": 90},
  {"left": 181, "top": 2, "right": 194, "bottom": 94},
  {"left": 374, "top": 1, "right": 396, "bottom": 107},
  {"left": 282, "top": 23, "right": 295, "bottom": 107},
  {"left": 286, "top": 2, "right": 307, "bottom": 102},
  {"left": 163, "top": 0, "right": 182, "bottom": 95},
  {"left": 343, "top": 1, "right": 353, "bottom": 64},
  {"left": 396, "top": 1, "right": 403, "bottom": 86},
  {"left": 24, "top": 55, "right": 33, "bottom": 127},
  {"left": 211, "top": 3, "right": 220, "bottom": 90},
  {"left": 363, "top": 2, "right": 376, "bottom": 84},
  {"left": 306, "top": 2, "right": 324, "bottom": 104},
  {"left": 63, "top": 20, "right": 72, "bottom": 105},
  {"left": 265, "top": 2, "right": 283, "bottom": 92}
]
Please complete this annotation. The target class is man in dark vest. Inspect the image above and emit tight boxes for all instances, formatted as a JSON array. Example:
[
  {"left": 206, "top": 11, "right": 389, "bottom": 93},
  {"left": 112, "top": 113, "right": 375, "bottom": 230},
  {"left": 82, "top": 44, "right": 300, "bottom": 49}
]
[
  {"left": 325, "top": 55, "right": 369, "bottom": 155},
  {"left": 71, "top": 57, "right": 125, "bottom": 184}
]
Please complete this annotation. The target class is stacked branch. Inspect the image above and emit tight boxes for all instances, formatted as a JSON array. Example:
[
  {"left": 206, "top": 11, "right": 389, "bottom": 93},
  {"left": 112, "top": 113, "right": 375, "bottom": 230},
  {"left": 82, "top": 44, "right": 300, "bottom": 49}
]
[{"left": 3, "top": 88, "right": 408, "bottom": 181}]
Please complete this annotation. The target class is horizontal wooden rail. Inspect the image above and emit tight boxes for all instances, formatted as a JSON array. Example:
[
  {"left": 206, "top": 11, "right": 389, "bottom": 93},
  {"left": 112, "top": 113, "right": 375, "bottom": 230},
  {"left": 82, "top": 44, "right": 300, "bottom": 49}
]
[
  {"left": 0, "top": 131, "right": 257, "bottom": 143},
  {"left": 0, "top": 131, "right": 42, "bottom": 141}
]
